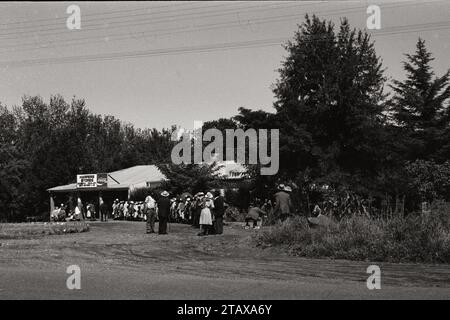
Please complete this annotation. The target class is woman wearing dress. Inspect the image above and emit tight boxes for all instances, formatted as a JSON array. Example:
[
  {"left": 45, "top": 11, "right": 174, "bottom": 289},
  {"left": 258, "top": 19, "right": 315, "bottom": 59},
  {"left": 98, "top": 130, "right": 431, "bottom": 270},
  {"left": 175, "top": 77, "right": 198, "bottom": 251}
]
[{"left": 198, "top": 192, "right": 214, "bottom": 236}]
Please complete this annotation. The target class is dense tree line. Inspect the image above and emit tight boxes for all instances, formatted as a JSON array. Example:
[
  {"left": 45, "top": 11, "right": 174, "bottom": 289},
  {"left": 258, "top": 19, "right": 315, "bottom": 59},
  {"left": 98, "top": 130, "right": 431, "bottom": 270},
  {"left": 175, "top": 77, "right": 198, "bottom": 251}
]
[
  {"left": 2, "top": 15, "right": 450, "bottom": 220},
  {"left": 0, "top": 96, "right": 174, "bottom": 221}
]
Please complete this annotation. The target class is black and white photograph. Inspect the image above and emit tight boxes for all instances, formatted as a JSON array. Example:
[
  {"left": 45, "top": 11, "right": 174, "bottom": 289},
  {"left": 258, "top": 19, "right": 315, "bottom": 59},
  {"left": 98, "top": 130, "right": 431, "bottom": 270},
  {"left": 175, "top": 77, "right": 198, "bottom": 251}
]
[{"left": 0, "top": 0, "right": 450, "bottom": 305}]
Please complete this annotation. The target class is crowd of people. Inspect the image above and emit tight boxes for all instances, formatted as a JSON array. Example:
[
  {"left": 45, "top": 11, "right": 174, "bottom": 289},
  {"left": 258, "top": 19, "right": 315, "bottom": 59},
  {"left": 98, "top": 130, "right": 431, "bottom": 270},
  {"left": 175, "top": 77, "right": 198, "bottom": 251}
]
[
  {"left": 50, "top": 183, "right": 295, "bottom": 236},
  {"left": 138, "top": 189, "right": 227, "bottom": 236}
]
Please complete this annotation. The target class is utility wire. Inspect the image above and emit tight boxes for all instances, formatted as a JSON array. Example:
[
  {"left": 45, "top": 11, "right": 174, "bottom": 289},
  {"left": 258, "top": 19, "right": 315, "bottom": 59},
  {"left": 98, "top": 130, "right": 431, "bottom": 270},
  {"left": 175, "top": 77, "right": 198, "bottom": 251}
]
[
  {"left": 0, "top": 0, "right": 436, "bottom": 52},
  {"left": 1, "top": 20, "right": 449, "bottom": 69},
  {"left": 1, "top": 0, "right": 440, "bottom": 39},
  {"left": 0, "top": 2, "right": 320, "bottom": 38}
]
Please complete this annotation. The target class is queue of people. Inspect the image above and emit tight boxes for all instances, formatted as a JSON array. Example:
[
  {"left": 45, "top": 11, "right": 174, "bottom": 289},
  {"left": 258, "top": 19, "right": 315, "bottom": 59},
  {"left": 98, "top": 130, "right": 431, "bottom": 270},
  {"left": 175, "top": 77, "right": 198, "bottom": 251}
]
[
  {"left": 50, "top": 183, "right": 294, "bottom": 236},
  {"left": 111, "top": 199, "right": 151, "bottom": 221}
]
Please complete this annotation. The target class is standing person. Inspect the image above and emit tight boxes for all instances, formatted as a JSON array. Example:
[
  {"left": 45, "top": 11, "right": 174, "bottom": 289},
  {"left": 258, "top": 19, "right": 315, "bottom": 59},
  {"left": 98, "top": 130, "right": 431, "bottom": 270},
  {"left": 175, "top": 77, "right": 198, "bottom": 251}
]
[
  {"left": 198, "top": 192, "right": 214, "bottom": 236},
  {"left": 170, "top": 198, "right": 177, "bottom": 221},
  {"left": 112, "top": 199, "right": 119, "bottom": 219},
  {"left": 99, "top": 197, "right": 108, "bottom": 222},
  {"left": 273, "top": 185, "right": 294, "bottom": 222},
  {"left": 75, "top": 198, "right": 85, "bottom": 220},
  {"left": 184, "top": 197, "right": 192, "bottom": 224},
  {"left": 191, "top": 195, "right": 198, "bottom": 227},
  {"left": 157, "top": 191, "right": 171, "bottom": 235},
  {"left": 213, "top": 190, "right": 225, "bottom": 235},
  {"left": 118, "top": 201, "right": 124, "bottom": 220},
  {"left": 177, "top": 199, "right": 186, "bottom": 223},
  {"left": 123, "top": 201, "right": 129, "bottom": 220},
  {"left": 144, "top": 195, "right": 157, "bottom": 234},
  {"left": 193, "top": 192, "right": 204, "bottom": 228},
  {"left": 88, "top": 203, "right": 97, "bottom": 221}
]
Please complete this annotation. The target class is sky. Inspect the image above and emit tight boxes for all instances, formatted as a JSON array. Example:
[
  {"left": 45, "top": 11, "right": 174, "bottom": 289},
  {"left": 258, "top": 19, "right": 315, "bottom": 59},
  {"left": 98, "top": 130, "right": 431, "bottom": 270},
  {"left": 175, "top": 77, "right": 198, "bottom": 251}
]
[{"left": 0, "top": 0, "right": 449, "bottom": 130}]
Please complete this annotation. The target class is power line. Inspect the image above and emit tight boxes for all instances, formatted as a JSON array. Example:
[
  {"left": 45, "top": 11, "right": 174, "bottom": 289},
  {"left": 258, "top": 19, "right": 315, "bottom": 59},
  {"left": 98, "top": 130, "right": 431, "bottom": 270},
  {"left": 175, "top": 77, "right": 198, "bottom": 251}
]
[
  {"left": 0, "top": 2, "right": 245, "bottom": 32},
  {"left": 0, "top": 2, "right": 320, "bottom": 38},
  {"left": 0, "top": 1, "right": 213, "bottom": 26},
  {"left": 0, "top": 38, "right": 290, "bottom": 68},
  {"left": 1, "top": 0, "right": 438, "bottom": 40},
  {"left": 3, "top": 0, "right": 442, "bottom": 34},
  {"left": 0, "top": 0, "right": 434, "bottom": 52},
  {"left": 1, "top": 20, "right": 449, "bottom": 69}
]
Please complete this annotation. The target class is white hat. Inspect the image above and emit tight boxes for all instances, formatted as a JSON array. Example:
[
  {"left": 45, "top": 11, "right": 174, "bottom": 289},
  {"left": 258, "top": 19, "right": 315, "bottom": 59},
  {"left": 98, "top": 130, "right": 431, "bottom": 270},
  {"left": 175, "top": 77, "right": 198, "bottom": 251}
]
[
  {"left": 206, "top": 192, "right": 213, "bottom": 199},
  {"left": 161, "top": 191, "right": 169, "bottom": 197},
  {"left": 278, "top": 184, "right": 285, "bottom": 190}
]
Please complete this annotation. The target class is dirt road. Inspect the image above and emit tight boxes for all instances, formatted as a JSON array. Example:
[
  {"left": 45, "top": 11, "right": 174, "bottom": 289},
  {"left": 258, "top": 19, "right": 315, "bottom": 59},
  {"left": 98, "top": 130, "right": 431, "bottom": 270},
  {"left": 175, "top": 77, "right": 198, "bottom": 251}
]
[{"left": 0, "top": 221, "right": 449, "bottom": 299}]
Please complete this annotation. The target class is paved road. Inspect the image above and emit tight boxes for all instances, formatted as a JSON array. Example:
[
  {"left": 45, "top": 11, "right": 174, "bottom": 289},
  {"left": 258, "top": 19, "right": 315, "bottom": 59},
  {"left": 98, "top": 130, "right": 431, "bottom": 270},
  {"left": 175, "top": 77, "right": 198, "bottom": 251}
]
[
  {"left": 1, "top": 266, "right": 449, "bottom": 299},
  {"left": 0, "top": 221, "right": 449, "bottom": 299}
]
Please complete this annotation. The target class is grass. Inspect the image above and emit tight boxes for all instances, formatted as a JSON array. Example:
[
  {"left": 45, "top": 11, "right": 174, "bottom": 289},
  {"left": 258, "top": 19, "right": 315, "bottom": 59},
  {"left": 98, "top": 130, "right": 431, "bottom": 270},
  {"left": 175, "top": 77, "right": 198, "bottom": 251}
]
[
  {"left": 0, "top": 221, "right": 90, "bottom": 239},
  {"left": 255, "top": 202, "right": 450, "bottom": 263}
]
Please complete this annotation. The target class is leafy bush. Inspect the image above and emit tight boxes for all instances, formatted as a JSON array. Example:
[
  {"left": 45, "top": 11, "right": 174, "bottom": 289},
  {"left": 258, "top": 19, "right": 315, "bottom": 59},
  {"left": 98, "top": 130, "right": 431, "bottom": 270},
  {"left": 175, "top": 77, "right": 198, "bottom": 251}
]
[
  {"left": 224, "top": 206, "right": 246, "bottom": 222},
  {"left": 255, "top": 202, "right": 450, "bottom": 263},
  {"left": 0, "top": 221, "right": 90, "bottom": 239},
  {"left": 406, "top": 160, "right": 450, "bottom": 202}
]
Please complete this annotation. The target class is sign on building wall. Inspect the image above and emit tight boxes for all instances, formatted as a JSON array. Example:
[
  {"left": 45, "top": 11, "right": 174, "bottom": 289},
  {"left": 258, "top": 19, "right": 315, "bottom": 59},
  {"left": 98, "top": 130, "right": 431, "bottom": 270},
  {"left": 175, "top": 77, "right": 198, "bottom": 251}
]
[
  {"left": 77, "top": 174, "right": 97, "bottom": 188},
  {"left": 76, "top": 173, "right": 108, "bottom": 188},
  {"left": 97, "top": 173, "right": 108, "bottom": 187}
]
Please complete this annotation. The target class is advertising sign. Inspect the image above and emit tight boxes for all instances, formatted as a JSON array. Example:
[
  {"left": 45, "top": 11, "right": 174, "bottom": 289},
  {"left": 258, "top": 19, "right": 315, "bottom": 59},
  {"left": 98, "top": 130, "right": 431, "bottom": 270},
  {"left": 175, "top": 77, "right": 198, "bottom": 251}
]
[
  {"left": 76, "top": 173, "right": 108, "bottom": 188},
  {"left": 96, "top": 173, "right": 108, "bottom": 187},
  {"left": 76, "top": 174, "right": 97, "bottom": 188}
]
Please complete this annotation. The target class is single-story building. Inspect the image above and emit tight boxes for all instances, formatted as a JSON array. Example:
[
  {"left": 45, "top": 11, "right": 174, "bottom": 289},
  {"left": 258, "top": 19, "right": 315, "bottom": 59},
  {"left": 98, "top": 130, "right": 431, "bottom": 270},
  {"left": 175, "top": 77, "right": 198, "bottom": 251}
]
[{"left": 47, "top": 162, "right": 248, "bottom": 218}]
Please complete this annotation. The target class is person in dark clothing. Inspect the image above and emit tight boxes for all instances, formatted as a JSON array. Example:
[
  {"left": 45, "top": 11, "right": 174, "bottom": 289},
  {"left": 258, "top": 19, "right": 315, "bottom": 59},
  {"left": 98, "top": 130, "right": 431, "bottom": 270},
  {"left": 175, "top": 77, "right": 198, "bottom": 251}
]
[
  {"left": 157, "top": 191, "right": 171, "bottom": 234},
  {"left": 213, "top": 190, "right": 225, "bottom": 235},
  {"left": 99, "top": 197, "right": 108, "bottom": 222},
  {"left": 273, "top": 185, "right": 294, "bottom": 222},
  {"left": 192, "top": 192, "right": 204, "bottom": 228},
  {"left": 245, "top": 205, "right": 265, "bottom": 229}
]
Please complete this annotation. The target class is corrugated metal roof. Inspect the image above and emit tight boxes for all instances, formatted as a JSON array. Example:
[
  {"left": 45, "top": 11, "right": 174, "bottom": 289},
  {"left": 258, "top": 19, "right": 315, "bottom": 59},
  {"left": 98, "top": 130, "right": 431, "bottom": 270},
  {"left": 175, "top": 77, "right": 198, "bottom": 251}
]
[
  {"left": 47, "top": 165, "right": 166, "bottom": 192},
  {"left": 47, "top": 162, "right": 248, "bottom": 192}
]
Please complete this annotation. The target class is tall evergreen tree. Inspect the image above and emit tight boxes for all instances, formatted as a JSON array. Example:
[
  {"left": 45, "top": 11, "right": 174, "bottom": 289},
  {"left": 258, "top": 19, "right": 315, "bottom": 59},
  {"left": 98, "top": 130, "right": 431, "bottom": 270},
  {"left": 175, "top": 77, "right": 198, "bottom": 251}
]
[
  {"left": 389, "top": 38, "right": 450, "bottom": 162},
  {"left": 272, "top": 15, "right": 387, "bottom": 193}
]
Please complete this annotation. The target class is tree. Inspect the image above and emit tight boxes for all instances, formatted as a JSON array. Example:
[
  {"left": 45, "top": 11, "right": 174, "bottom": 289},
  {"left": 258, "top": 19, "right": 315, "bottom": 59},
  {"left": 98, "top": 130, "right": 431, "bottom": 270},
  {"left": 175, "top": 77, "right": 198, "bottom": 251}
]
[
  {"left": 405, "top": 160, "right": 450, "bottom": 203},
  {"left": 272, "top": 15, "right": 388, "bottom": 194},
  {"left": 389, "top": 38, "right": 450, "bottom": 162},
  {"left": 0, "top": 104, "right": 29, "bottom": 221},
  {"left": 156, "top": 162, "right": 222, "bottom": 195},
  {"left": 0, "top": 95, "right": 175, "bottom": 220}
]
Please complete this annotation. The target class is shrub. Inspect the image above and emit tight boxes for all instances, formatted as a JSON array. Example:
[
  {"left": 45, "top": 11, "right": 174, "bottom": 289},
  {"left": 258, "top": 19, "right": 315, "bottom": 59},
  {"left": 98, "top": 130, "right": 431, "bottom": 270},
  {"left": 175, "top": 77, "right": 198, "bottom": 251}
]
[
  {"left": 224, "top": 206, "right": 246, "bottom": 222},
  {"left": 0, "top": 221, "right": 90, "bottom": 239},
  {"left": 255, "top": 203, "right": 450, "bottom": 263}
]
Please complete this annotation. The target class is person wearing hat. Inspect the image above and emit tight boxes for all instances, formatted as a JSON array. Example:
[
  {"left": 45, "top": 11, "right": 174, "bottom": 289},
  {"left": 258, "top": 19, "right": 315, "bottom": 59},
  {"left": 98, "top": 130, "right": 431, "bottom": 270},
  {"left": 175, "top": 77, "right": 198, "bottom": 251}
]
[
  {"left": 75, "top": 197, "right": 85, "bottom": 221},
  {"left": 158, "top": 191, "right": 171, "bottom": 234},
  {"left": 273, "top": 184, "right": 294, "bottom": 222},
  {"left": 144, "top": 195, "right": 157, "bottom": 233},
  {"left": 112, "top": 199, "right": 119, "bottom": 219},
  {"left": 213, "top": 189, "right": 225, "bottom": 235},
  {"left": 99, "top": 197, "right": 108, "bottom": 222},
  {"left": 198, "top": 192, "right": 214, "bottom": 236},
  {"left": 184, "top": 197, "right": 192, "bottom": 224},
  {"left": 193, "top": 192, "right": 204, "bottom": 228}
]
